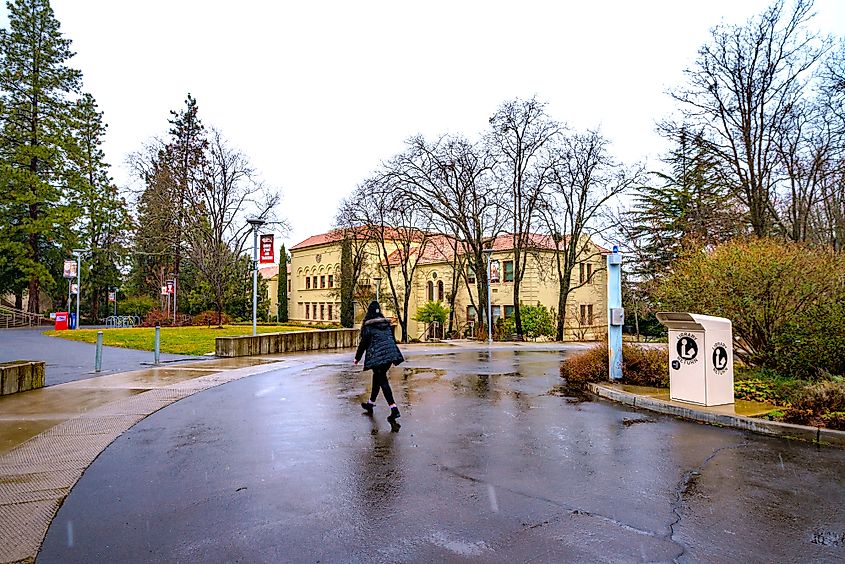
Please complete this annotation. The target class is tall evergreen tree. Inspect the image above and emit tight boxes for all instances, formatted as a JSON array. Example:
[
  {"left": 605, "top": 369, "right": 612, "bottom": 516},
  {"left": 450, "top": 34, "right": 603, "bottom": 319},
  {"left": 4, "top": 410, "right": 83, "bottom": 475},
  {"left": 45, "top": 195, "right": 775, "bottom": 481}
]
[
  {"left": 0, "top": 0, "right": 82, "bottom": 312},
  {"left": 166, "top": 94, "right": 207, "bottom": 312},
  {"left": 627, "top": 127, "right": 743, "bottom": 281},
  {"left": 277, "top": 244, "right": 288, "bottom": 322}
]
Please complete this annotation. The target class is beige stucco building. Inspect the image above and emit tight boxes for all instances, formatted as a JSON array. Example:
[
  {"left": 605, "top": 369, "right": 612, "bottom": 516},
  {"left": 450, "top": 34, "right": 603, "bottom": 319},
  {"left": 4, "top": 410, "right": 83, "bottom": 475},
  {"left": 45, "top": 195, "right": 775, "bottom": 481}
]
[{"left": 287, "top": 230, "right": 609, "bottom": 341}]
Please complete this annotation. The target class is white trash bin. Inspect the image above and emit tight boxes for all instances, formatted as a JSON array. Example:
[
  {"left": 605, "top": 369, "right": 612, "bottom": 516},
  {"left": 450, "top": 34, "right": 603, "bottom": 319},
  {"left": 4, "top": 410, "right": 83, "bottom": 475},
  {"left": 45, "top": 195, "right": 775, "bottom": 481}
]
[{"left": 656, "top": 312, "right": 734, "bottom": 406}]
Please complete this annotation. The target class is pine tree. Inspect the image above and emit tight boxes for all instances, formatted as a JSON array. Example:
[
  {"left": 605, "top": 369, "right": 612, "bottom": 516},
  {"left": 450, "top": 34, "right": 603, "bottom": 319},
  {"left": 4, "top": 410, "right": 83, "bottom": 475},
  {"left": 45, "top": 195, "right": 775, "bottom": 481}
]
[
  {"left": 277, "top": 244, "right": 288, "bottom": 322},
  {"left": 627, "top": 127, "right": 743, "bottom": 281},
  {"left": 166, "top": 94, "right": 207, "bottom": 313},
  {"left": 0, "top": 0, "right": 83, "bottom": 312}
]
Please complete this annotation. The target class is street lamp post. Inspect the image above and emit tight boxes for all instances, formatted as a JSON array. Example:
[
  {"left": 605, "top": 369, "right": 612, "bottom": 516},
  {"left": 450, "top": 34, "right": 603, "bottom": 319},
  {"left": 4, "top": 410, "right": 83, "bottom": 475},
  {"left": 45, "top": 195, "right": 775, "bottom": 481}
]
[
  {"left": 72, "top": 249, "right": 85, "bottom": 329},
  {"left": 247, "top": 217, "right": 266, "bottom": 336},
  {"left": 373, "top": 276, "right": 382, "bottom": 303},
  {"left": 483, "top": 248, "right": 494, "bottom": 345}
]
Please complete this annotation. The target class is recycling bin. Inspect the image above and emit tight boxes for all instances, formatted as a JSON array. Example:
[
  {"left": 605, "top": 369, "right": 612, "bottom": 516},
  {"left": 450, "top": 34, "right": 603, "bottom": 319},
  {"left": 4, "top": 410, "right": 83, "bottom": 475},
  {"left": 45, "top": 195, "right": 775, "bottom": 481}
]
[
  {"left": 69, "top": 312, "right": 77, "bottom": 330},
  {"left": 656, "top": 312, "right": 734, "bottom": 406},
  {"left": 54, "top": 312, "right": 68, "bottom": 331}
]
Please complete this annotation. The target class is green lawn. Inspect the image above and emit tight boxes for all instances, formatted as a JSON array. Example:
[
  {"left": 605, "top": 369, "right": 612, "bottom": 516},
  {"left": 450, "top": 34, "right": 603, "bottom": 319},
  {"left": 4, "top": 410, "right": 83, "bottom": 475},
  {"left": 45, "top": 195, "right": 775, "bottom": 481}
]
[{"left": 45, "top": 324, "right": 317, "bottom": 356}]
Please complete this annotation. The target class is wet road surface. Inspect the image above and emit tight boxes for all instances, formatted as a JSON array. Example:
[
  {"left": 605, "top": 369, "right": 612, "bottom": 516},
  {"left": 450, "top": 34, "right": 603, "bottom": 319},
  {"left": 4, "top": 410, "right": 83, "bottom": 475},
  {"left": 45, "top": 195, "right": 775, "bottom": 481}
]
[
  {"left": 0, "top": 328, "right": 198, "bottom": 385},
  {"left": 38, "top": 348, "right": 845, "bottom": 562}
]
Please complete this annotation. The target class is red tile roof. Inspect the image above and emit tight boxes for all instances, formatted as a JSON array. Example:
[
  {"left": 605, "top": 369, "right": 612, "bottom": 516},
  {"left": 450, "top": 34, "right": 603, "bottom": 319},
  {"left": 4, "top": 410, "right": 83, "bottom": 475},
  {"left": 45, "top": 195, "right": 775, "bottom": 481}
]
[{"left": 258, "top": 264, "right": 290, "bottom": 279}]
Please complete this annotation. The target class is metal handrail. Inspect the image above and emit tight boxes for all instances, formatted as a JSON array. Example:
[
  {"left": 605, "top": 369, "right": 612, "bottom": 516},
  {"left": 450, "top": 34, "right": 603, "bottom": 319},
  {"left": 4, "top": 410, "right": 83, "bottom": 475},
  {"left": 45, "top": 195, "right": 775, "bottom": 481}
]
[
  {"left": 0, "top": 305, "right": 49, "bottom": 328},
  {"left": 105, "top": 315, "right": 140, "bottom": 328}
]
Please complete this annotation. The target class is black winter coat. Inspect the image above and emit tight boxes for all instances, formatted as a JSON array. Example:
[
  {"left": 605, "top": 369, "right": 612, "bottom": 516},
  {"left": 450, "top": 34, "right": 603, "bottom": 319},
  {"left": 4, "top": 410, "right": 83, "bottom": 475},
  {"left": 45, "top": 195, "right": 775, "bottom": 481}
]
[{"left": 355, "top": 317, "right": 404, "bottom": 371}]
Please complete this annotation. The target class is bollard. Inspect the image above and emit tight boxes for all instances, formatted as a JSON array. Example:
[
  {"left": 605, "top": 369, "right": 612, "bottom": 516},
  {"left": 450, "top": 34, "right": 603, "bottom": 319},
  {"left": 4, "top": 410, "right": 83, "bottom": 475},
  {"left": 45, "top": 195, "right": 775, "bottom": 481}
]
[
  {"left": 154, "top": 322, "right": 161, "bottom": 365},
  {"left": 95, "top": 331, "right": 103, "bottom": 372}
]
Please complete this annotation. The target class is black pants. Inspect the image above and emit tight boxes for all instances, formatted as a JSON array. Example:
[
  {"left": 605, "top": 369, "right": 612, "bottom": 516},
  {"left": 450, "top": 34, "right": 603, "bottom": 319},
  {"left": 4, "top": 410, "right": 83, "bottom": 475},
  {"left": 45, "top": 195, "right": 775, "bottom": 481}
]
[{"left": 369, "top": 364, "right": 395, "bottom": 405}]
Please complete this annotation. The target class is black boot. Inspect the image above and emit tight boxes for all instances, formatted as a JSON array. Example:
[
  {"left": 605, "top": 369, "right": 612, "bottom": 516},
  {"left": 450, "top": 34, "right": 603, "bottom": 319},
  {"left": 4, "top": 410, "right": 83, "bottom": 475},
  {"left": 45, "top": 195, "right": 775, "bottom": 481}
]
[
  {"left": 387, "top": 406, "right": 401, "bottom": 431},
  {"left": 361, "top": 402, "right": 374, "bottom": 415}
]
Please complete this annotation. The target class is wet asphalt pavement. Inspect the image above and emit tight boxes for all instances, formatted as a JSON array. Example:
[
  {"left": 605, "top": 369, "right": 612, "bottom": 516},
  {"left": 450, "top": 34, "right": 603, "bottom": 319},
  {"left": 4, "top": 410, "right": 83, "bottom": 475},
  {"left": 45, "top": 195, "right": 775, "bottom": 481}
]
[
  {"left": 0, "top": 328, "right": 198, "bottom": 385},
  {"left": 38, "top": 347, "right": 845, "bottom": 563}
]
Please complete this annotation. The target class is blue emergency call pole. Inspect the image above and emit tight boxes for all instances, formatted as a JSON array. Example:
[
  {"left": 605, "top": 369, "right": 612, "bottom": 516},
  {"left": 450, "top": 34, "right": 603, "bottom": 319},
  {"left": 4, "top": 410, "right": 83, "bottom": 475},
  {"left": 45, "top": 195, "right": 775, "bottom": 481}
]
[{"left": 607, "top": 246, "right": 623, "bottom": 381}]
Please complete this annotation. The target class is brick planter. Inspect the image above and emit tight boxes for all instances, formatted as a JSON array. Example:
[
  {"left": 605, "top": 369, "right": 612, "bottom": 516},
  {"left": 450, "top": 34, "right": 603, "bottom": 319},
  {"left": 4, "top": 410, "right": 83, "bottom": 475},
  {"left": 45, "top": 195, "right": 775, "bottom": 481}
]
[{"left": 0, "top": 360, "right": 45, "bottom": 395}]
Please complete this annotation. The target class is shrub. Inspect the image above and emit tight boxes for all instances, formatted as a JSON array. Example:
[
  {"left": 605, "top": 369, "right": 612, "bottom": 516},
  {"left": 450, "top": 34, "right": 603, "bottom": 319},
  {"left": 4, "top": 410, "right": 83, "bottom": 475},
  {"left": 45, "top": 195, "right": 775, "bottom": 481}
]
[
  {"left": 117, "top": 295, "right": 157, "bottom": 318},
  {"left": 560, "top": 345, "right": 608, "bottom": 389},
  {"left": 192, "top": 310, "right": 232, "bottom": 327},
  {"left": 622, "top": 345, "right": 669, "bottom": 387},
  {"left": 820, "top": 412, "right": 845, "bottom": 431},
  {"left": 414, "top": 301, "right": 449, "bottom": 325},
  {"left": 140, "top": 309, "right": 191, "bottom": 327},
  {"left": 783, "top": 381, "right": 845, "bottom": 426},
  {"left": 498, "top": 304, "right": 556, "bottom": 341},
  {"left": 656, "top": 238, "right": 845, "bottom": 378},
  {"left": 559, "top": 343, "right": 668, "bottom": 389}
]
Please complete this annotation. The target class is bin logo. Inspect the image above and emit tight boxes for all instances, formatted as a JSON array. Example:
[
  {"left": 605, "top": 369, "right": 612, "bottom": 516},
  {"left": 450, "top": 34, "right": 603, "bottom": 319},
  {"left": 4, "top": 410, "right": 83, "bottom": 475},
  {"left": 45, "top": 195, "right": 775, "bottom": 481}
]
[
  {"left": 676, "top": 332, "right": 699, "bottom": 364},
  {"left": 712, "top": 343, "right": 729, "bottom": 374}
]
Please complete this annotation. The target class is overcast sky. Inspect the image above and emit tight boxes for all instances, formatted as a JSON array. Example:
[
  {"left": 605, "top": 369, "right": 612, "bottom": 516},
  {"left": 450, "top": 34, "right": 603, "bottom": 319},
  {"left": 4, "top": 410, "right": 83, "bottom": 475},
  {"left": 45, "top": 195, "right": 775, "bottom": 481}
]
[{"left": 2, "top": 0, "right": 844, "bottom": 251}]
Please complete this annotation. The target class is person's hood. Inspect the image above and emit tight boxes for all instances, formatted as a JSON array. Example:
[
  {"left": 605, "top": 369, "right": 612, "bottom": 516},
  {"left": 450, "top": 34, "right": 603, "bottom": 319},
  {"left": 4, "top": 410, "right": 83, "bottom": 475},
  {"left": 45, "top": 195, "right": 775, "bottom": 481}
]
[{"left": 364, "top": 317, "right": 391, "bottom": 328}]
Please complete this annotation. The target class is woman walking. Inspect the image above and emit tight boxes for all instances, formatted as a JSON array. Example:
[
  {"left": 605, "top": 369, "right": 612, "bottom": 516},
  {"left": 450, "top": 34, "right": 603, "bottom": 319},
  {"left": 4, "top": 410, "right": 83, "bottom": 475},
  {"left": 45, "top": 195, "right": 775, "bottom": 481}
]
[{"left": 354, "top": 301, "right": 405, "bottom": 430}]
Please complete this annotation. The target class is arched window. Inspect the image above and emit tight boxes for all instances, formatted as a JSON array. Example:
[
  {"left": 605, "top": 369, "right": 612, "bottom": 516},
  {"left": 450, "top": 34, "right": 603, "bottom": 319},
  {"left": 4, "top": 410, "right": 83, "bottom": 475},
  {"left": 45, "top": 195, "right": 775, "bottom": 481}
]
[
  {"left": 427, "top": 281, "right": 434, "bottom": 301},
  {"left": 437, "top": 280, "right": 444, "bottom": 301}
]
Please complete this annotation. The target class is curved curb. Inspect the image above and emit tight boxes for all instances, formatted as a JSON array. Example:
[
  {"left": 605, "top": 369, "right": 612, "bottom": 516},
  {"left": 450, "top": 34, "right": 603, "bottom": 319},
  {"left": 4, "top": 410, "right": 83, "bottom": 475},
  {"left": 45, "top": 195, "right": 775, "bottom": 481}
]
[
  {"left": 0, "top": 360, "right": 287, "bottom": 564},
  {"left": 587, "top": 383, "right": 845, "bottom": 448}
]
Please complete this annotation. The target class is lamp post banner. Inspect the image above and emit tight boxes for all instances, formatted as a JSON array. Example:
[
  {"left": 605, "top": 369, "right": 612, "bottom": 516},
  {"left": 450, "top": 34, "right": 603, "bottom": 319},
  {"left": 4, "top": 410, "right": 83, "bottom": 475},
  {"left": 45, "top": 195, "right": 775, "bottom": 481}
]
[
  {"left": 259, "top": 234, "right": 275, "bottom": 264},
  {"left": 63, "top": 260, "right": 77, "bottom": 279}
]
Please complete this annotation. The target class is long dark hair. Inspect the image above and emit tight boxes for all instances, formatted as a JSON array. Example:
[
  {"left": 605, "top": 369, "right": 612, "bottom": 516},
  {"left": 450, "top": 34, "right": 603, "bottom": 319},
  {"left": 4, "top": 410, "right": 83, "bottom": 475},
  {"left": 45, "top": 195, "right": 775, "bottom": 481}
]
[{"left": 362, "top": 300, "right": 384, "bottom": 324}]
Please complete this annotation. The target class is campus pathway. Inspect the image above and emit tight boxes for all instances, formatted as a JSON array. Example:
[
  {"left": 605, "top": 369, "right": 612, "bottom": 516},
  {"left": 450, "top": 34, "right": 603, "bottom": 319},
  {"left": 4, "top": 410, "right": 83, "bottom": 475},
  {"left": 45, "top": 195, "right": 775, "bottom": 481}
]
[
  {"left": 0, "top": 327, "right": 198, "bottom": 386},
  {"left": 29, "top": 345, "right": 845, "bottom": 563}
]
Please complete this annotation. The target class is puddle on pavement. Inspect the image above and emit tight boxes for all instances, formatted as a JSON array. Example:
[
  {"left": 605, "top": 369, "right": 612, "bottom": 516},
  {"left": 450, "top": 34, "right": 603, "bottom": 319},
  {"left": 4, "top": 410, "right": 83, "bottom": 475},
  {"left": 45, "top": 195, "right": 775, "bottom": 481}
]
[
  {"left": 0, "top": 387, "right": 145, "bottom": 417},
  {"left": 0, "top": 419, "right": 65, "bottom": 455},
  {"left": 61, "top": 368, "right": 214, "bottom": 389},
  {"left": 177, "top": 357, "right": 280, "bottom": 369}
]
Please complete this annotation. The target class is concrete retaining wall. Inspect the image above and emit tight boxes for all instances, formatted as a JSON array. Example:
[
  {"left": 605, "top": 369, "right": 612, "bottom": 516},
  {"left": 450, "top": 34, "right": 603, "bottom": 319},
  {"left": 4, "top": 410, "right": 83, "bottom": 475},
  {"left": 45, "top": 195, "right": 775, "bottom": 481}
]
[
  {"left": 215, "top": 329, "right": 359, "bottom": 357},
  {"left": 0, "top": 361, "right": 45, "bottom": 395}
]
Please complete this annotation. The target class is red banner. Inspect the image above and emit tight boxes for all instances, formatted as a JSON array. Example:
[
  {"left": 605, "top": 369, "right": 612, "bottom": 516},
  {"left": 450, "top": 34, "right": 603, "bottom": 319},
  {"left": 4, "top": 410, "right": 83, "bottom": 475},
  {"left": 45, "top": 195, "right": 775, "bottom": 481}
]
[{"left": 260, "top": 234, "right": 275, "bottom": 264}]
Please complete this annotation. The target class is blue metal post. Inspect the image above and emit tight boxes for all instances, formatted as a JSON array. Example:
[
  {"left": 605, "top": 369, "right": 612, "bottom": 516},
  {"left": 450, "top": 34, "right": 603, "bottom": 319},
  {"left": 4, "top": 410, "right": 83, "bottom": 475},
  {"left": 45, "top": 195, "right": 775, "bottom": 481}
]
[
  {"left": 95, "top": 331, "right": 103, "bottom": 372},
  {"left": 607, "top": 246, "right": 623, "bottom": 381},
  {"left": 154, "top": 323, "right": 161, "bottom": 365}
]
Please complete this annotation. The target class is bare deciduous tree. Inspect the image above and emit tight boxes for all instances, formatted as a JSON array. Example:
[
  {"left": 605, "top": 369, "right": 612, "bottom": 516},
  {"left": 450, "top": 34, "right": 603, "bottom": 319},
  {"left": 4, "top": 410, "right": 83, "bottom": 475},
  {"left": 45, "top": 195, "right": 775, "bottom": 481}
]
[
  {"left": 184, "top": 129, "right": 281, "bottom": 325},
  {"left": 542, "top": 129, "right": 642, "bottom": 340},
  {"left": 671, "top": 0, "right": 830, "bottom": 237},
  {"left": 488, "top": 97, "right": 561, "bottom": 339}
]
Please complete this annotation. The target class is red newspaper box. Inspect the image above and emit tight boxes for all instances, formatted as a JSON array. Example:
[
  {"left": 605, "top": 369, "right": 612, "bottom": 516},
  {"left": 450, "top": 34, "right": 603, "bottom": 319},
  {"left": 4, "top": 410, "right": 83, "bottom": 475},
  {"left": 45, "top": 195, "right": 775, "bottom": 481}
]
[{"left": 54, "top": 312, "right": 68, "bottom": 331}]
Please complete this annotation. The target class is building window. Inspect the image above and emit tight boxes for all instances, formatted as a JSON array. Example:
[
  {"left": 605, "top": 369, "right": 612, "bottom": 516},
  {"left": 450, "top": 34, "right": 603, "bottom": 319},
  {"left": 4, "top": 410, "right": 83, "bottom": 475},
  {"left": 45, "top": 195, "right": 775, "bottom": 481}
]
[
  {"left": 492, "top": 305, "right": 501, "bottom": 321},
  {"left": 287, "top": 280, "right": 291, "bottom": 292},
  {"left": 467, "top": 266, "right": 476, "bottom": 284},
  {"left": 504, "top": 260, "right": 514, "bottom": 282},
  {"left": 306, "top": 277, "right": 311, "bottom": 290},
  {"left": 328, "top": 274, "right": 334, "bottom": 288},
  {"left": 579, "top": 263, "right": 594, "bottom": 284},
  {"left": 437, "top": 280, "right": 444, "bottom": 301},
  {"left": 320, "top": 303, "right": 325, "bottom": 320},
  {"left": 580, "top": 304, "right": 594, "bottom": 325},
  {"left": 505, "top": 305, "right": 515, "bottom": 319},
  {"left": 427, "top": 281, "right": 434, "bottom": 301},
  {"left": 305, "top": 303, "right": 310, "bottom": 320},
  {"left": 320, "top": 275, "right": 325, "bottom": 289},
  {"left": 467, "top": 306, "right": 477, "bottom": 321},
  {"left": 313, "top": 275, "right": 318, "bottom": 288},
  {"left": 328, "top": 304, "right": 333, "bottom": 320}
]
